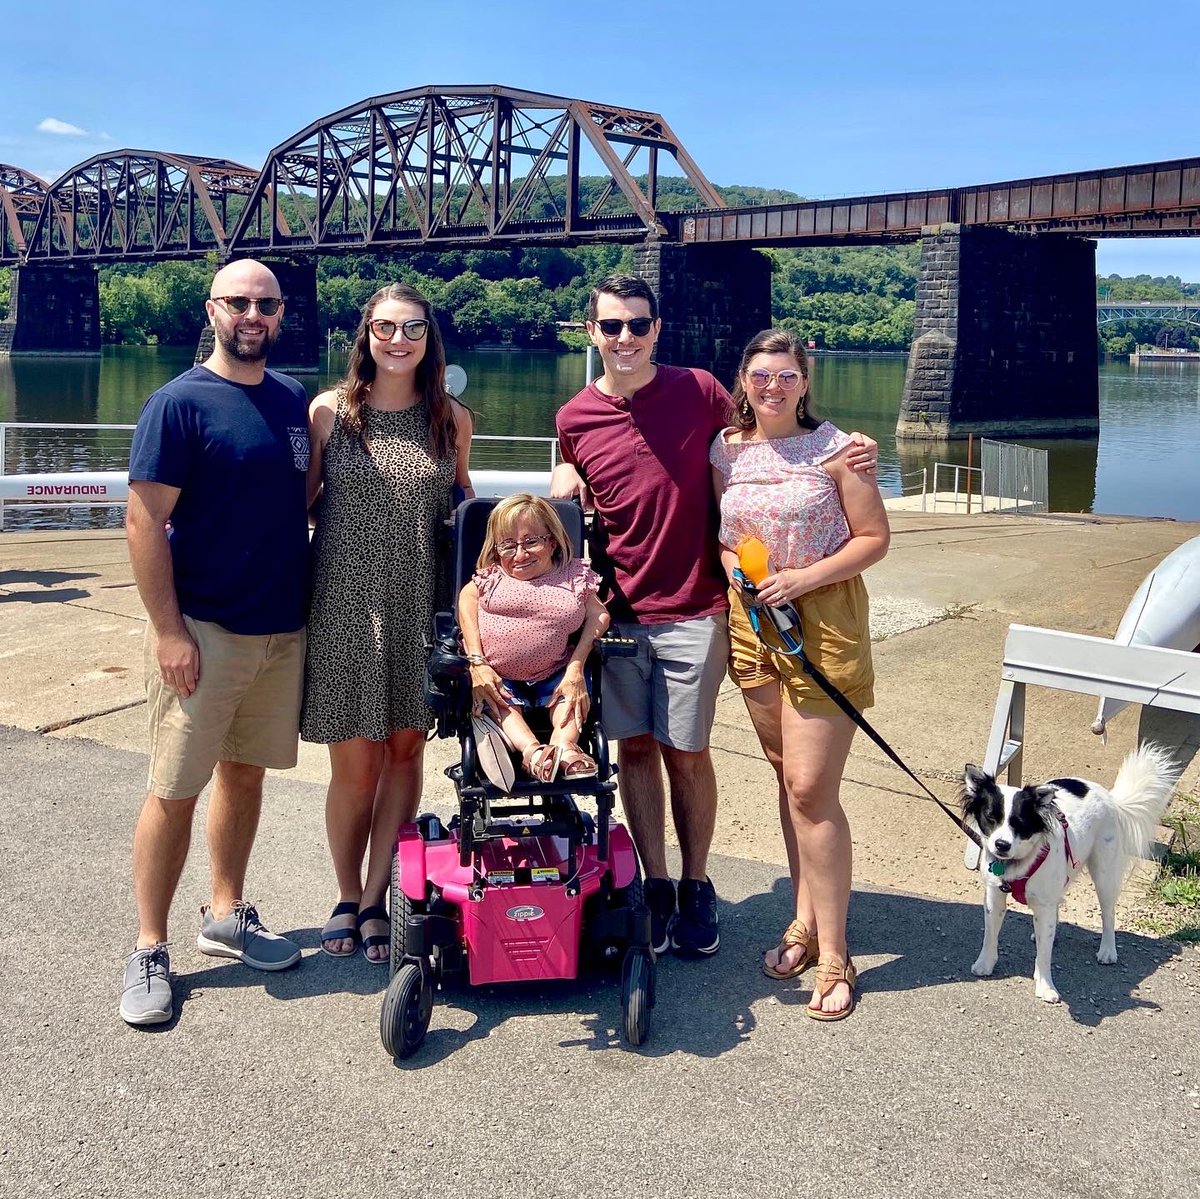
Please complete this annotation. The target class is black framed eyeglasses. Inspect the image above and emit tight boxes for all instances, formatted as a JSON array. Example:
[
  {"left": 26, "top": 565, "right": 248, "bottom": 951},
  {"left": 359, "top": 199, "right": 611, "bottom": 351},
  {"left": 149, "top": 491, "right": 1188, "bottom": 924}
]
[
  {"left": 214, "top": 295, "right": 283, "bottom": 317},
  {"left": 592, "top": 317, "right": 655, "bottom": 338},
  {"left": 746, "top": 368, "right": 803, "bottom": 391},
  {"left": 368, "top": 318, "right": 429, "bottom": 341},
  {"left": 496, "top": 535, "right": 552, "bottom": 557}
]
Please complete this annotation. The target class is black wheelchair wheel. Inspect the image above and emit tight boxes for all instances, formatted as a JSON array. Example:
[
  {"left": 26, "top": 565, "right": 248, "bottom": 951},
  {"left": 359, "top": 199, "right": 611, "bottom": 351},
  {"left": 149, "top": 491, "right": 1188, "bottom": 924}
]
[
  {"left": 389, "top": 853, "right": 417, "bottom": 979},
  {"left": 621, "top": 948, "right": 653, "bottom": 1047},
  {"left": 380, "top": 961, "right": 433, "bottom": 1059}
]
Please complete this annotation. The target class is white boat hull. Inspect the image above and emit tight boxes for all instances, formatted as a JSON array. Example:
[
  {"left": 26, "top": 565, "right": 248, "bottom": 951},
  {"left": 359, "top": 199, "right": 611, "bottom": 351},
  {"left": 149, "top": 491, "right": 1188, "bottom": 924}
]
[{"left": 1092, "top": 534, "right": 1200, "bottom": 734}]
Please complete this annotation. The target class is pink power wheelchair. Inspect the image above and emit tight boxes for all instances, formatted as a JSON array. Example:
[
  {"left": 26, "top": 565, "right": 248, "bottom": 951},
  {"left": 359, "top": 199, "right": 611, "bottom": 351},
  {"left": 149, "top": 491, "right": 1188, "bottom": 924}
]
[{"left": 379, "top": 498, "right": 655, "bottom": 1059}]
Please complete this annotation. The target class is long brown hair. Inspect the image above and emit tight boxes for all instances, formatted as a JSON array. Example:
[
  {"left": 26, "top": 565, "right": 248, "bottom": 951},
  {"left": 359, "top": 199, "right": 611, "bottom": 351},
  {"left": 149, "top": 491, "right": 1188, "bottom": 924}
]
[
  {"left": 340, "top": 283, "right": 459, "bottom": 460},
  {"left": 729, "top": 328, "right": 820, "bottom": 433}
]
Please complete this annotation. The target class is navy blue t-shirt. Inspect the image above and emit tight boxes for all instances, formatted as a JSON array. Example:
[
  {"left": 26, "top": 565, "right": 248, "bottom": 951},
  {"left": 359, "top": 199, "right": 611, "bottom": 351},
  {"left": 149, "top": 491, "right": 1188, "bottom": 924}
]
[{"left": 128, "top": 365, "right": 311, "bottom": 635}]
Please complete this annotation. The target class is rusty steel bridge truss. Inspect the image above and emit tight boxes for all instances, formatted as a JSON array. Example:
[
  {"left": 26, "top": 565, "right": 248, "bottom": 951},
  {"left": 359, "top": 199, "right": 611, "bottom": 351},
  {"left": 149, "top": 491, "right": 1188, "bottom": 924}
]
[
  {"left": 20, "top": 152, "right": 260, "bottom": 262},
  {"left": 1, "top": 86, "right": 1198, "bottom": 265},
  {"left": 0, "top": 165, "right": 49, "bottom": 259},
  {"left": 681, "top": 157, "right": 1200, "bottom": 247},
  {"left": 231, "top": 85, "right": 724, "bottom": 252}
]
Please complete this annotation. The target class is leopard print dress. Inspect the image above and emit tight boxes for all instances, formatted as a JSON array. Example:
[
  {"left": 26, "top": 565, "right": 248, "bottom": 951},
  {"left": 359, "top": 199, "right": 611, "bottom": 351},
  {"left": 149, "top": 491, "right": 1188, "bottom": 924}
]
[{"left": 301, "top": 393, "right": 454, "bottom": 743}]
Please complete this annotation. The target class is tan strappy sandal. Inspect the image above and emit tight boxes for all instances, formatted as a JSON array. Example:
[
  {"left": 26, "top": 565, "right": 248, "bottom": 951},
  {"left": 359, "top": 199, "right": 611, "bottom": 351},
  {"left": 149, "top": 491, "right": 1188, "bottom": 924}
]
[
  {"left": 522, "top": 742, "right": 563, "bottom": 783},
  {"left": 762, "top": 919, "right": 820, "bottom": 980},
  {"left": 806, "top": 952, "right": 858, "bottom": 1021}
]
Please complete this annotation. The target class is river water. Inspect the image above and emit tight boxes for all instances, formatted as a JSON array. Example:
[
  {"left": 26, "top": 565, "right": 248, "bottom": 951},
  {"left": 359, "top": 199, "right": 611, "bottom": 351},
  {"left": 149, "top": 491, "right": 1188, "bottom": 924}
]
[{"left": 2, "top": 345, "right": 1198, "bottom": 525}]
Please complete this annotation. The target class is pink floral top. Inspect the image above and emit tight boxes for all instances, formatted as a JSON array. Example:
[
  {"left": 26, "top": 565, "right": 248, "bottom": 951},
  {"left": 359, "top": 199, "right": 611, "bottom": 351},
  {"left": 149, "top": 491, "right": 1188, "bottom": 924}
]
[
  {"left": 709, "top": 421, "right": 852, "bottom": 570},
  {"left": 474, "top": 557, "right": 602, "bottom": 682}
]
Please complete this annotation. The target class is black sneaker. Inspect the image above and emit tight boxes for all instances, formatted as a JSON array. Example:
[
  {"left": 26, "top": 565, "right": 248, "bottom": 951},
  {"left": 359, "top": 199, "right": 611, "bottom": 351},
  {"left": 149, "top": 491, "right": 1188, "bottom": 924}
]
[
  {"left": 673, "top": 877, "right": 720, "bottom": 956},
  {"left": 643, "top": 877, "right": 676, "bottom": 956}
]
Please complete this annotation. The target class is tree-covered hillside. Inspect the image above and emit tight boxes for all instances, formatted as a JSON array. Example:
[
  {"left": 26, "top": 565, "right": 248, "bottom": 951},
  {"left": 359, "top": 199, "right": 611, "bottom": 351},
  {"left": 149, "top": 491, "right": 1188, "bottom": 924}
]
[{"left": 0, "top": 180, "right": 1195, "bottom": 354}]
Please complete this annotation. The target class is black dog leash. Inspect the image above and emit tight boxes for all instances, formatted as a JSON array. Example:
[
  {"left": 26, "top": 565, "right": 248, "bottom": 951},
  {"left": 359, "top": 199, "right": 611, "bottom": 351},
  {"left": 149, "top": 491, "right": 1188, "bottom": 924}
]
[{"left": 737, "top": 576, "right": 984, "bottom": 851}]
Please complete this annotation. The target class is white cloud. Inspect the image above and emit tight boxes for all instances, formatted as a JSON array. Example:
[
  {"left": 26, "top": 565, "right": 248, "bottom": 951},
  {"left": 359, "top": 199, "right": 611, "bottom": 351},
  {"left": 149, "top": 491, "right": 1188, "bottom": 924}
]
[{"left": 38, "top": 117, "right": 89, "bottom": 136}]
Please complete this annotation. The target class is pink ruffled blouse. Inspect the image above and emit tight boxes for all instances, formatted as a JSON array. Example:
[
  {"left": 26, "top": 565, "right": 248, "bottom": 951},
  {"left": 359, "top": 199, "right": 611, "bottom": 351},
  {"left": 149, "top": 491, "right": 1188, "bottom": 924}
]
[
  {"left": 474, "top": 557, "right": 602, "bottom": 682},
  {"left": 709, "top": 421, "right": 852, "bottom": 570}
]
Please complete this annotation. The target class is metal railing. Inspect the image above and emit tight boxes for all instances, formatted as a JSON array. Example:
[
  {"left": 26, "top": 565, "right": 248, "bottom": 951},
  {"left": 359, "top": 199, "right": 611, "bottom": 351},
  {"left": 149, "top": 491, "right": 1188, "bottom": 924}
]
[
  {"left": 898, "top": 467, "right": 928, "bottom": 509},
  {"left": 979, "top": 438, "right": 1048, "bottom": 514},
  {"left": 930, "top": 462, "right": 984, "bottom": 513},
  {"left": 0, "top": 423, "right": 562, "bottom": 531}
]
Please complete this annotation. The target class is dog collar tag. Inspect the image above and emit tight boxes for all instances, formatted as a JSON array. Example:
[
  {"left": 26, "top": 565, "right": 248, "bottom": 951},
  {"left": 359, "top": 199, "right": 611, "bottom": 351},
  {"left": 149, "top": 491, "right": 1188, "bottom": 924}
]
[{"left": 988, "top": 859, "right": 1006, "bottom": 877}]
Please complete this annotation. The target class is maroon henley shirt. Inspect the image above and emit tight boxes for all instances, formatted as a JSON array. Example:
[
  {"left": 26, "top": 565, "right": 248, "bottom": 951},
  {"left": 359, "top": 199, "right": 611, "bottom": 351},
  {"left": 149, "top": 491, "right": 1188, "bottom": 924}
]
[{"left": 555, "top": 363, "right": 732, "bottom": 625}]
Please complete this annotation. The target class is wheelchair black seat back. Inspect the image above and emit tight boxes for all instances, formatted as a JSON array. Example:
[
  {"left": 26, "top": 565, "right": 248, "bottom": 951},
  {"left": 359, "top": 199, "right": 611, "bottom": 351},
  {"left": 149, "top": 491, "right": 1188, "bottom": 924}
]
[{"left": 424, "top": 495, "right": 615, "bottom": 795}]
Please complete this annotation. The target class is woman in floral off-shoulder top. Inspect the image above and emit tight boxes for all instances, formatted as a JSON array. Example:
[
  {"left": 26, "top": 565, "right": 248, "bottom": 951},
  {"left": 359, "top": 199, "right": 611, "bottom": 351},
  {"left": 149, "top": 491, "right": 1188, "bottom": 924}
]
[{"left": 710, "top": 328, "right": 890, "bottom": 1021}]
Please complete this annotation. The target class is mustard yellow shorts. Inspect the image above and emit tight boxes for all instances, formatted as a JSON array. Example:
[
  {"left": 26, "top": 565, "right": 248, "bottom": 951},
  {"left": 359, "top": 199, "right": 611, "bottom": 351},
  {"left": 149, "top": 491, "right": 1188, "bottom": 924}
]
[
  {"left": 727, "top": 575, "right": 874, "bottom": 714},
  {"left": 145, "top": 616, "right": 305, "bottom": 800}
]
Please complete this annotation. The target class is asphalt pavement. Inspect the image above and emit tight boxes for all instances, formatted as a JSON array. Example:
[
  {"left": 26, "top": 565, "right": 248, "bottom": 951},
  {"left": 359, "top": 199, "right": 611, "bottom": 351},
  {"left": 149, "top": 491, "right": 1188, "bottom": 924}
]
[
  {"left": 2, "top": 723, "right": 1197, "bottom": 1199},
  {"left": 3, "top": 513, "right": 1200, "bottom": 1197}
]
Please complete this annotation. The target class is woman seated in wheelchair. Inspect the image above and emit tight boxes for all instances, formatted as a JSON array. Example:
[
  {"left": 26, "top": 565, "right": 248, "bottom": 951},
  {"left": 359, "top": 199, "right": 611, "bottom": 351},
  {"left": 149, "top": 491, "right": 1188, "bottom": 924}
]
[{"left": 457, "top": 493, "right": 610, "bottom": 784}]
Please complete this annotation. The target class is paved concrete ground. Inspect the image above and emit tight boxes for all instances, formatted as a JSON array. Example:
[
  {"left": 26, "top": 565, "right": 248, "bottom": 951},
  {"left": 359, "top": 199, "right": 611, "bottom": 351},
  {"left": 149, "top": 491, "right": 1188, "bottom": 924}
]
[{"left": 2, "top": 512, "right": 1200, "bottom": 1197}]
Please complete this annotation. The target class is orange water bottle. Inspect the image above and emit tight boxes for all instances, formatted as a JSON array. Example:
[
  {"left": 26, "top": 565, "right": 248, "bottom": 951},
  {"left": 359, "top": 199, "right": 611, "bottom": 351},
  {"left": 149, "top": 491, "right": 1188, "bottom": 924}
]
[{"left": 737, "top": 536, "right": 771, "bottom": 587}]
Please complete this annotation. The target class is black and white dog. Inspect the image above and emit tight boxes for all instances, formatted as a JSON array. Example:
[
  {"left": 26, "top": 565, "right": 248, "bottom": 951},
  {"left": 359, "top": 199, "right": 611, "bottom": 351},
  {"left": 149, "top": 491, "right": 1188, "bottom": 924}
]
[{"left": 961, "top": 742, "right": 1176, "bottom": 1003}]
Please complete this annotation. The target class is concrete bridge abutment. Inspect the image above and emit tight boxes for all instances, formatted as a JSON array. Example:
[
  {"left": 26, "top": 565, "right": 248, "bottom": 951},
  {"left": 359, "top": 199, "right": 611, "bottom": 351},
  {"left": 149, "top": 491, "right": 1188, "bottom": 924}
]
[
  {"left": 0, "top": 264, "right": 101, "bottom": 356},
  {"left": 635, "top": 241, "right": 772, "bottom": 385},
  {"left": 898, "top": 225, "right": 1099, "bottom": 440},
  {"left": 193, "top": 258, "right": 320, "bottom": 373}
]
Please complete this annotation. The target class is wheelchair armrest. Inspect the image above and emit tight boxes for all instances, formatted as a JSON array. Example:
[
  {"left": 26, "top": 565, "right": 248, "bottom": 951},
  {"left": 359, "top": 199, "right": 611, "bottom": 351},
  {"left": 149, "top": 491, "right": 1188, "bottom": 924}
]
[
  {"left": 427, "top": 612, "right": 469, "bottom": 682},
  {"left": 596, "top": 634, "right": 637, "bottom": 660}
]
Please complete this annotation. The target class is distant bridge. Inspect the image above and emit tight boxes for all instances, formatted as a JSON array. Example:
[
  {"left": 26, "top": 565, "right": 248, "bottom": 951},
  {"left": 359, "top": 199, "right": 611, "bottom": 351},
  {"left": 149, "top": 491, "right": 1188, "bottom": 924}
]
[
  {"left": 2, "top": 84, "right": 1198, "bottom": 441},
  {"left": 1096, "top": 301, "right": 1200, "bottom": 326},
  {"left": 1, "top": 84, "right": 1198, "bottom": 263}
]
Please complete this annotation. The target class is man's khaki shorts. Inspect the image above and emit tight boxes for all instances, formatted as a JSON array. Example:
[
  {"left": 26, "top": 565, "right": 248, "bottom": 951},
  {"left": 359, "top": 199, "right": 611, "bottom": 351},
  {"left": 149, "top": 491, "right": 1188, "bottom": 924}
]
[
  {"left": 145, "top": 616, "right": 305, "bottom": 800},
  {"left": 727, "top": 576, "right": 874, "bottom": 713}
]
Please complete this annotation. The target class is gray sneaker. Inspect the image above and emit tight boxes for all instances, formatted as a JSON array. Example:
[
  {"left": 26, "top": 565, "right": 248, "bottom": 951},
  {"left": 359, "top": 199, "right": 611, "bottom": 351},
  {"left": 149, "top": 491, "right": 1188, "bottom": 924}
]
[
  {"left": 196, "top": 902, "right": 300, "bottom": 971},
  {"left": 119, "top": 943, "right": 173, "bottom": 1026}
]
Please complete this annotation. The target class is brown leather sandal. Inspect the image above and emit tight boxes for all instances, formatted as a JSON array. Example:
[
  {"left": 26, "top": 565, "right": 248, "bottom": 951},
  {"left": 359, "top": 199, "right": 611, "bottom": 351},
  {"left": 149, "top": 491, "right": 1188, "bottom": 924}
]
[
  {"left": 762, "top": 919, "right": 820, "bottom": 980},
  {"left": 558, "top": 743, "right": 598, "bottom": 779},
  {"left": 806, "top": 952, "right": 858, "bottom": 1021},
  {"left": 522, "top": 742, "right": 563, "bottom": 783}
]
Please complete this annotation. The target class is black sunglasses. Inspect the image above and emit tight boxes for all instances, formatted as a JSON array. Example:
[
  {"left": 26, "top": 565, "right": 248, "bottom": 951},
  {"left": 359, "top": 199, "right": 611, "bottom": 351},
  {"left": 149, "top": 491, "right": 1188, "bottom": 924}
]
[
  {"left": 368, "top": 318, "right": 430, "bottom": 341},
  {"left": 214, "top": 295, "right": 283, "bottom": 317},
  {"left": 592, "top": 317, "right": 655, "bottom": 338}
]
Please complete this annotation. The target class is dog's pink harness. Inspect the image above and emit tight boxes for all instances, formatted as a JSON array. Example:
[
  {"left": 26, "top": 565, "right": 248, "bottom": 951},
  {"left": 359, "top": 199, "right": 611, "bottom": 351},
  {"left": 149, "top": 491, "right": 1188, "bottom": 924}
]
[{"left": 1000, "top": 809, "right": 1078, "bottom": 906}]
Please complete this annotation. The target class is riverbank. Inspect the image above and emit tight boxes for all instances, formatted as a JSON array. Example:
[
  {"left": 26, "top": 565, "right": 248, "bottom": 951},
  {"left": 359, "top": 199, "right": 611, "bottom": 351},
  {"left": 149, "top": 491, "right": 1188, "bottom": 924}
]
[
  {"left": 4, "top": 510, "right": 1199, "bottom": 922},
  {"left": 3, "top": 510, "right": 1199, "bottom": 1197}
]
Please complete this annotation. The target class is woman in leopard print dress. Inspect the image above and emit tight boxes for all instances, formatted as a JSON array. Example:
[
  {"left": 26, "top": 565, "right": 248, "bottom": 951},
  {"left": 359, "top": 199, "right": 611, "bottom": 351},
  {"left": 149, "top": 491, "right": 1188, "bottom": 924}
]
[{"left": 303, "top": 283, "right": 473, "bottom": 963}]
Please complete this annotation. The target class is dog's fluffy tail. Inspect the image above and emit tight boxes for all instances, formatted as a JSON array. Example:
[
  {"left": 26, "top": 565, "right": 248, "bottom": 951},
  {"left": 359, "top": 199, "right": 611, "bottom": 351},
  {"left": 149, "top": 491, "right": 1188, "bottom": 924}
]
[{"left": 1110, "top": 741, "right": 1178, "bottom": 863}]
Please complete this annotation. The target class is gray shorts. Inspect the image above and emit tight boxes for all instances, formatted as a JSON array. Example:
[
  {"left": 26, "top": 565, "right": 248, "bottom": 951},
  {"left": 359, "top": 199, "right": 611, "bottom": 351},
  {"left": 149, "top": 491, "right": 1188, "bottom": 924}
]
[{"left": 601, "top": 613, "right": 729, "bottom": 753}]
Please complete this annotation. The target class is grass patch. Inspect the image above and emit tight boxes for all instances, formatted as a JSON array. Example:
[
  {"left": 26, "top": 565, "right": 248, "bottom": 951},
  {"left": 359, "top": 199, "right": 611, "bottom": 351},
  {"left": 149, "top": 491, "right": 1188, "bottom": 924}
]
[
  {"left": 1141, "top": 790, "right": 1200, "bottom": 942},
  {"left": 937, "top": 602, "right": 979, "bottom": 622}
]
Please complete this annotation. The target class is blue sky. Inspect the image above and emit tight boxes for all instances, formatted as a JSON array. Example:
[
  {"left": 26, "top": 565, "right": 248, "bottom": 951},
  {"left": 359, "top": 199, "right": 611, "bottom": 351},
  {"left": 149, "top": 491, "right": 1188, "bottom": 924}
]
[{"left": 3, "top": 0, "right": 1197, "bottom": 280}]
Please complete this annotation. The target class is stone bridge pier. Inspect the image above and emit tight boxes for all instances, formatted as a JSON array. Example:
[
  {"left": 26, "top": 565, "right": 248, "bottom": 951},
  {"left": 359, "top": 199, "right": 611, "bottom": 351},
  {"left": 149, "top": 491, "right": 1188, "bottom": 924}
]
[
  {"left": 0, "top": 264, "right": 101, "bottom": 356},
  {"left": 898, "top": 225, "right": 1099, "bottom": 440},
  {"left": 634, "top": 241, "right": 772, "bottom": 385},
  {"left": 194, "top": 258, "right": 320, "bottom": 373}
]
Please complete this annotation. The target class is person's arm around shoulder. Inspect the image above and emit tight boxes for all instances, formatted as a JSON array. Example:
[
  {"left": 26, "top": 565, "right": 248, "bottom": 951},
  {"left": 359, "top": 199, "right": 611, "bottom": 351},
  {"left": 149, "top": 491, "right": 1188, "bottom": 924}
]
[
  {"left": 127, "top": 480, "right": 198, "bottom": 696},
  {"left": 452, "top": 399, "right": 475, "bottom": 498},
  {"left": 844, "top": 430, "right": 879, "bottom": 475},
  {"left": 307, "top": 390, "right": 338, "bottom": 511},
  {"left": 754, "top": 446, "right": 890, "bottom": 607}
]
